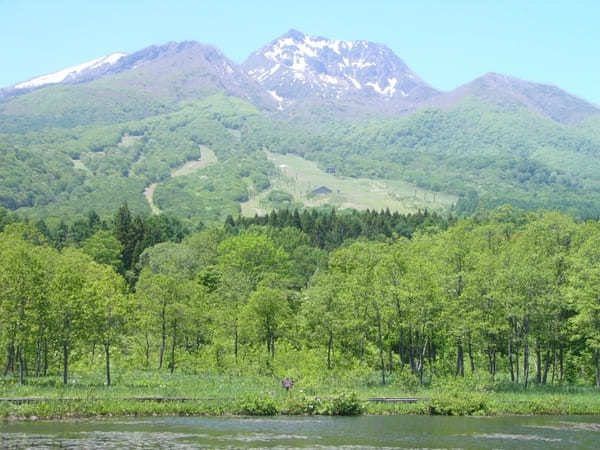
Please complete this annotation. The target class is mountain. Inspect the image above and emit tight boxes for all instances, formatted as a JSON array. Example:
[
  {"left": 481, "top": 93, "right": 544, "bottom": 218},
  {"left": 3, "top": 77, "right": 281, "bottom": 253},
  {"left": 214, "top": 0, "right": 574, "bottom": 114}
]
[
  {"left": 92, "top": 41, "right": 275, "bottom": 107},
  {"left": 242, "top": 29, "right": 439, "bottom": 115},
  {"left": 0, "top": 41, "right": 275, "bottom": 130},
  {"left": 432, "top": 72, "right": 599, "bottom": 124},
  {"left": 2, "top": 31, "right": 600, "bottom": 223},
  {"left": 3, "top": 31, "right": 598, "bottom": 124}
]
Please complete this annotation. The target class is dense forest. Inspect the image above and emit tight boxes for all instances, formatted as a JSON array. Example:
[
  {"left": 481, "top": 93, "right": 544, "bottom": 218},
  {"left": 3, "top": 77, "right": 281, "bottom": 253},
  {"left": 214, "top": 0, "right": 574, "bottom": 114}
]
[
  {"left": 1, "top": 203, "right": 600, "bottom": 390},
  {"left": 2, "top": 94, "right": 600, "bottom": 223}
]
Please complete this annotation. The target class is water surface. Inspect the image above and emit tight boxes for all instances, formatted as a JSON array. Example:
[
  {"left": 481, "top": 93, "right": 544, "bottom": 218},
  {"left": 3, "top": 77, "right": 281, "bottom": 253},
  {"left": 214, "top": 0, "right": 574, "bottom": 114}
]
[{"left": 1, "top": 415, "right": 599, "bottom": 448}]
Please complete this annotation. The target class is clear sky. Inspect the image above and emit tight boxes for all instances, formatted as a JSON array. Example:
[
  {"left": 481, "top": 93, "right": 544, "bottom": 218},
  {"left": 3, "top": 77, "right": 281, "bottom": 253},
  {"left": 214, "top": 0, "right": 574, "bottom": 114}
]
[{"left": 1, "top": 0, "right": 598, "bottom": 104}]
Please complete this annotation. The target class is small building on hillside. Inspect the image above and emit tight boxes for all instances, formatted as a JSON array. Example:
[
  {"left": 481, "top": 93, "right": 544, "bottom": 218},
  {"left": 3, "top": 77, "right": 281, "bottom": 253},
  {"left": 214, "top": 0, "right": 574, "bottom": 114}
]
[
  {"left": 327, "top": 167, "right": 336, "bottom": 174},
  {"left": 311, "top": 185, "right": 333, "bottom": 196}
]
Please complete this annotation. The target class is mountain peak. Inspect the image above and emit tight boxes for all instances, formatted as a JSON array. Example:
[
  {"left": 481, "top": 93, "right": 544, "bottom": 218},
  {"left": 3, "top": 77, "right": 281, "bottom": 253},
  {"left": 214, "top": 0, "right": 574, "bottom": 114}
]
[
  {"left": 282, "top": 28, "right": 306, "bottom": 41},
  {"left": 430, "top": 72, "right": 599, "bottom": 124},
  {"left": 242, "top": 30, "right": 438, "bottom": 113}
]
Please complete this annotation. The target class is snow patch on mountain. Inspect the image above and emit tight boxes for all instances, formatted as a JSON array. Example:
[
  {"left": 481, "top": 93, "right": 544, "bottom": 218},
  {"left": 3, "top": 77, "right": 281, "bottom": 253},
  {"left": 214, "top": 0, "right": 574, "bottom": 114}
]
[
  {"left": 267, "top": 89, "right": 283, "bottom": 102},
  {"left": 346, "top": 75, "right": 361, "bottom": 89},
  {"left": 320, "top": 74, "right": 338, "bottom": 84},
  {"left": 15, "top": 53, "right": 127, "bottom": 89},
  {"left": 351, "top": 60, "right": 375, "bottom": 69},
  {"left": 366, "top": 78, "right": 397, "bottom": 97}
]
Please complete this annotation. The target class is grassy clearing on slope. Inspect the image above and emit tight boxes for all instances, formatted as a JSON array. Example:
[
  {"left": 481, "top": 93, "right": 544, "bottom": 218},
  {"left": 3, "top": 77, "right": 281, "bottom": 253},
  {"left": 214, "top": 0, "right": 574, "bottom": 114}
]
[
  {"left": 170, "top": 146, "right": 217, "bottom": 177},
  {"left": 144, "top": 146, "right": 218, "bottom": 215},
  {"left": 241, "top": 152, "right": 457, "bottom": 217}
]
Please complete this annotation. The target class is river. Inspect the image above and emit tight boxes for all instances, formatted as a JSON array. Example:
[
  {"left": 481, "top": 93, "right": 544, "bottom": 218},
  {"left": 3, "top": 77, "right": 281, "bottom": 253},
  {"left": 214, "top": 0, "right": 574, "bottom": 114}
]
[{"left": 1, "top": 415, "right": 599, "bottom": 448}]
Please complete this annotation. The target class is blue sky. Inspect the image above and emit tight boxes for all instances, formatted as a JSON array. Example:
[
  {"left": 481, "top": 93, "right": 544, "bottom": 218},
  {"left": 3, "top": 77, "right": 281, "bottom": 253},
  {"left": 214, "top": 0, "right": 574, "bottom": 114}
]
[{"left": 2, "top": 0, "right": 598, "bottom": 104}]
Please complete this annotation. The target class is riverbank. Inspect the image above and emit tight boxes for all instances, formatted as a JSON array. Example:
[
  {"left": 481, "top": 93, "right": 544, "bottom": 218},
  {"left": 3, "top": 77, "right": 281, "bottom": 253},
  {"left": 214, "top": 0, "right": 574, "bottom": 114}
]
[
  {"left": 2, "top": 395, "right": 600, "bottom": 420},
  {"left": 2, "top": 372, "right": 600, "bottom": 419}
]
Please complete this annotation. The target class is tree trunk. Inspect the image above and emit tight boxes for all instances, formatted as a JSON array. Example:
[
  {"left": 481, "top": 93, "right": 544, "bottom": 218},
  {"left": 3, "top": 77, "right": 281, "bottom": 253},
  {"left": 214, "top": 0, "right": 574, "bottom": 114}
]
[
  {"left": 409, "top": 332, "right": 416, "bottom": 374},
  {"left": 508, "top": 340, "right": 515, "bottom": 382},
  {"left": 169, "top": 322, "right": 177, "bottom": 374},
  {"left": 104, "top": 342, "right": 111, "bottom": 387},
  {"left": 159, "top": 304, "right": 166, "bottom": 370},
  {"left": 551, "top": 343, "right": 557, "bottom": 385},
  {"left": 17, "top": 344, "right": 24, "bottom": 385},
  {"left": 271, "top": 336, "right": 275, "bottom": 359},
  {"left": 542, "top": 345, "right": 551, "bottom": 384},
  {"left": 515, "top": 345, "right": 521, "bottom": 383},
  {"left": 468, "top": 338, "right": 475, "bottom": 374},
  {"left": 455, "top": 341, "right": 464, "bottom": 377},
  {"left": 418, "top": 337, "right": 428, "bottom": 386},
  {"left": 327, "top": 331, "right": 333, "bottom": 370},
  {"left": 595, "top": 348, "right": 600, "bottom": 389},
  {"left": 535, "top": 339, "right": 541, "bottom": 384},
  {"left": 488, "top": 345, "right": 496, "bottom": 380},
  {"left": 43, "top": 338, "right": 48, "bottom": 377},
  {"left": 398, "top": 339, "right": 406, "bottom": 372},
  {"left": 145, "top": 332, "right": 150, "bottom": 367},
  {"left": 4, "top": 342, "right": 15, "bottom": 376},
  {"left": 559, "top": 345, "right": 564, "bottom": 382},
  {"left": 523, "top": 337, "right": 530, "bottom": 388},
  {"left": 35, "top": 340, "right": 41, "bottom": 378},
  {"left": 63, "top": 343, "right": 69, "bottom": 385},
  {"left": 374, "top": 301, "right": 386, "bottom": 385},
  {"left": 234, "top": 324, "right": 238, "bottom": 363}
]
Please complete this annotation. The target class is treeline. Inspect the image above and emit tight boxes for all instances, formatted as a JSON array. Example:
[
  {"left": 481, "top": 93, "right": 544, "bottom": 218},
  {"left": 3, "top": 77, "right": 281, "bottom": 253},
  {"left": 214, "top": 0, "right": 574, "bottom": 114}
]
[
  {"left": 2, "top": 205, "right": 600, "bottom": 390},
  {"left": 0, "top": 204, "right": 188, "bottom": 283},
  {"left": 228, "top": 208, "right": 453, "bottom": 249}
]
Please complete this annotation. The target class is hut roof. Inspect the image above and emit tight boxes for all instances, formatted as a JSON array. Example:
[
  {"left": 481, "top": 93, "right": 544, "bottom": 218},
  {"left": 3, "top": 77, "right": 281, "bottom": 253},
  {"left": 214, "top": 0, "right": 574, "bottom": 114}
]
[{"left": 311, "top": 185, "right": 332, "bottom": 195}]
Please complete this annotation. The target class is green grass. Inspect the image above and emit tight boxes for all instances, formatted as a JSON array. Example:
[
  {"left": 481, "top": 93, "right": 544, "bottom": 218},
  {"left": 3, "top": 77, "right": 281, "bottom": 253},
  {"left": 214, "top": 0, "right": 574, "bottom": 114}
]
[
  {"left": 2, "top": 371, "right": 600, "bottom": 419},
  {"left": 241, "top": 151, "right": 456, "bottom": 217}
]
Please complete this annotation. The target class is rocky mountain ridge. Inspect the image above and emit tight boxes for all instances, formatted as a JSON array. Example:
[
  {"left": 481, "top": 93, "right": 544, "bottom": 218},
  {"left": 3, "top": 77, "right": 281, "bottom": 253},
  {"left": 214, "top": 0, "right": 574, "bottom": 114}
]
[{"left": 2, "top": 30, "right": 598, "bottom": 124}]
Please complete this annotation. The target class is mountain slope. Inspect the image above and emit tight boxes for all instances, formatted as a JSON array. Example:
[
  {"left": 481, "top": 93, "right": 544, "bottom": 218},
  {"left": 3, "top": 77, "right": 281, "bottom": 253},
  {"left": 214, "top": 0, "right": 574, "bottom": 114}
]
[
  {"left": 0, "top": 41, "right": 275, "bottom": 131},
  {"left": 433, "top": 73, "right": 599, "bottom": 124}
]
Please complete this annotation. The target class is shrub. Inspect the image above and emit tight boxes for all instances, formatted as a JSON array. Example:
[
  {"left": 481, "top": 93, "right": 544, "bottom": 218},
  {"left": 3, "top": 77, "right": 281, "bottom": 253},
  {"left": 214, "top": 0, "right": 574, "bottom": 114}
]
[
  {"left": 324, "top": 392, "right": 363, "bottom": 416},
  {"left": 428, "top": 391, "right": 488, "bottom": 416},
  {"left": 281, "top": 393, "right": 323, "bottom": 415},
  {"left": 234, "top": 394, "right": 278, "bottom": 416}
]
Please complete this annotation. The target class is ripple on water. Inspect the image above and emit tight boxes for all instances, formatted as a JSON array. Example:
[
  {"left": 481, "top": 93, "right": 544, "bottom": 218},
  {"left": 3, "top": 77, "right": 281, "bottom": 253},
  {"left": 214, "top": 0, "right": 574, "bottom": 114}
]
[
  {"left": 526, "top": 421, "right": 600, "bottom": 432},
  {"left": 474, "top": 432, "right": 562, "bottom": 442},
  {"left": 216, "top": 432, "right": 313, "bottom": 442},
  {"left": 1, "top": 431, "right": 206, "bottom": 450}
]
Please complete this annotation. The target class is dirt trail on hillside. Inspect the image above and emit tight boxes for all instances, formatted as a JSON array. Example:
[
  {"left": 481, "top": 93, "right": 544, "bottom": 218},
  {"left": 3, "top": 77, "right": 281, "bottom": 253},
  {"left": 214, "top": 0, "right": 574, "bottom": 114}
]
[{"left": 143, "top": 146, "right": 217, "bottom": 214}]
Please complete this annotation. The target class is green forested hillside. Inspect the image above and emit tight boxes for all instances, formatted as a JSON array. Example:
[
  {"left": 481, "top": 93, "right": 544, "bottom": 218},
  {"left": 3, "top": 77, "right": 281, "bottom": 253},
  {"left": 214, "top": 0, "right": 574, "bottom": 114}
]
[
  {"left": 0, "top": 83, "right": 171, "bottom": 132},
  {"left": 0, "top": 95, "right": 273, "bottom": 220},
  {"left": 1, "top": 90, "right": 600, "bottom": 221},
  {"left": 257, "top": 99, "right": 600, "bottom": 218}
]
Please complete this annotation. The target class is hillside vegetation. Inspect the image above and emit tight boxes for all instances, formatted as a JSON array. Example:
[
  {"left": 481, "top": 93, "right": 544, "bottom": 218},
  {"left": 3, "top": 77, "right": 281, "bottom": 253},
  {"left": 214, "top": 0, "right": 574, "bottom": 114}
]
[
  {"left": 1, "top": 87, "right": 600, "bottom": 222},
  {"left": 2, "top": 205, "right": 600, "bottom": 396}
]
